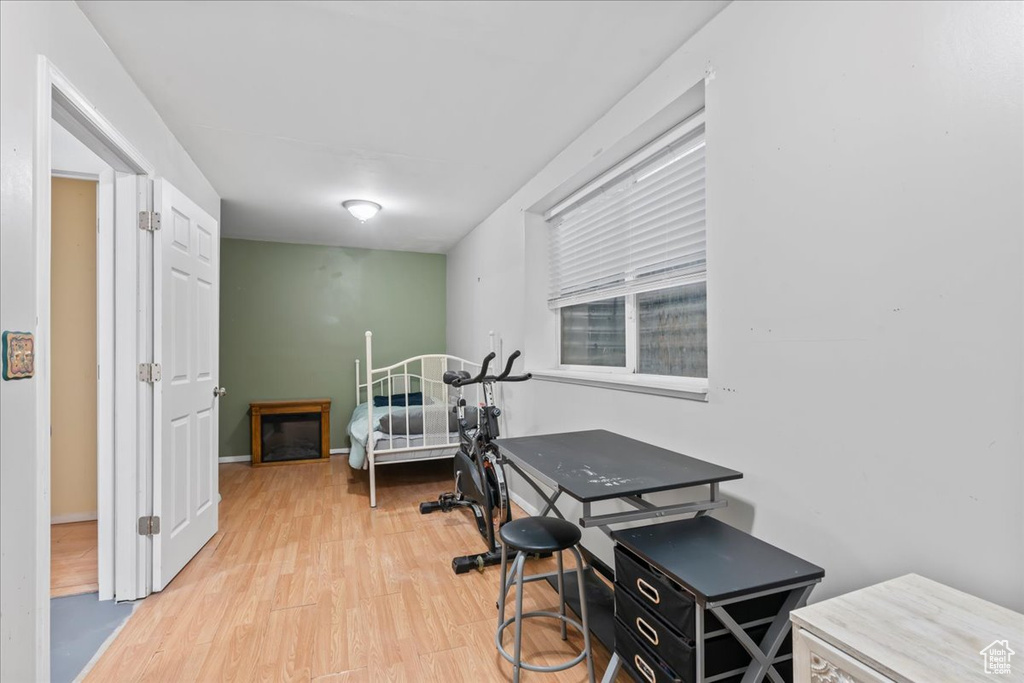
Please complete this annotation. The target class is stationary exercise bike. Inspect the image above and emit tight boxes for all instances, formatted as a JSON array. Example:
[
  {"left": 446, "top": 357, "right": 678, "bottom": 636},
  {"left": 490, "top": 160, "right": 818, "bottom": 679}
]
[{"left": 419, "top": 350, "right": 531, "bottom": 574}]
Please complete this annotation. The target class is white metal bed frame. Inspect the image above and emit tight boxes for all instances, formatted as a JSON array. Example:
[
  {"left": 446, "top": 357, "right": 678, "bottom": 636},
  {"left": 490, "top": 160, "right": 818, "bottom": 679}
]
[{"left": 355, "top": 330, "right": 489, "bottom": 508}]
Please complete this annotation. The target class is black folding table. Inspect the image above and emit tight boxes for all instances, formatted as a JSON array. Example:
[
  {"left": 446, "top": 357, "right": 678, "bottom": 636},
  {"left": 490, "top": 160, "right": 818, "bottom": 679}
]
[
  {"left": 496, "top": 429, "right": 744, "bottom": 649},
  {"left": 497, "top": 430, "right": 743, "bottom": 532}
]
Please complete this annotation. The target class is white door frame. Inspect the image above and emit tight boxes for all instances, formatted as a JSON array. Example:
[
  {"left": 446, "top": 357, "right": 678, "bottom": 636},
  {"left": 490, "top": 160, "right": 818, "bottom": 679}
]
[{"left": 34, "top": 56, "right": 155, "bottom": 677}]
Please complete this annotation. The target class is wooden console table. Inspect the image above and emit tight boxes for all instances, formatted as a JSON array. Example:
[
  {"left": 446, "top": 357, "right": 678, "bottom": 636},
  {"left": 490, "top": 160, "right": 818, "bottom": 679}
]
[
  {"left": 791, "top": 573, "right": 1024, "bottom": 683},
  {"left": 249, "top": 398, "right": 331, "bottom": 466}
]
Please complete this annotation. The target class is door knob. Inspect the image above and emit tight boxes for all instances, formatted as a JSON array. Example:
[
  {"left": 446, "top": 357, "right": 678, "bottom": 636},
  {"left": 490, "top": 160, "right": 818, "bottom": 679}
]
[{"left": 214, "top": 386, "right": 227, "bottom": 398}]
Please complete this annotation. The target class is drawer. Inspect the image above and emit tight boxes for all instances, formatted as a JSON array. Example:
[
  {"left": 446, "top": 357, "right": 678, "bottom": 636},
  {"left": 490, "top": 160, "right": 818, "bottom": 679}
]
[
  {"left": 615, "top": 545, "right": 696, "bottom": 637},
  {"left": 616, "top": 544, "right": 795, "bottom": 638},
  {"left": 615, "top": 588, "right": 794, "bottom": 683},
  {"left": 616, "top": 585, "right": 693, "bottom": 676},
  {"left": 616, "top": 620, "right": 683, "bottom": 683},
  {"left": 793, "top": 628, "right": 895, "bottom": 683},
  {"left": 614, "top": 624, "right": 791, "bottom": 683}
]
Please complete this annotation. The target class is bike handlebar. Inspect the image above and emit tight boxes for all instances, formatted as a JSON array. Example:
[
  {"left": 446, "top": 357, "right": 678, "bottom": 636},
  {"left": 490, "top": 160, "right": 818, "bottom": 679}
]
[
  {"left": 501, "top": 372, "right": 532, "bottom": 382},
  {"left": 497, "top": 350, "right": 521, "bottom": 380},
  {"left": 452, "top": 352, "right": 496, "bottom": 387},
  {"left": 451, "top": 351, "right": 531, "bottom": 387}
]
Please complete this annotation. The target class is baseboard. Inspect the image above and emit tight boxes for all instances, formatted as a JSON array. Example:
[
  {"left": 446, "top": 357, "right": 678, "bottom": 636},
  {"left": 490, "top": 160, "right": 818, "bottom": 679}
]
[
  {"left": 219, "top": 448, "right": 349, "bottom": 464},
  {"left": 509, "top": 488, "right": 539, "bottom": 517},
  {"left": 52, "top": 512, "right": 98, "bottom": 524}
]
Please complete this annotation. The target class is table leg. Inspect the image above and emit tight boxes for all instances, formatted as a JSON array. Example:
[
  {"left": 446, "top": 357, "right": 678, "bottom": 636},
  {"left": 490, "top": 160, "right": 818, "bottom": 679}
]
[
  {"left": 696, "top": 604, "right": 705, "bottom": 683},
  {"left": 695, "top": 483, "right": 719, "bottom": 518},
  {"left": 505, "top": 459, "right": 568, "bottom": 521},
  {"left": 600, "top": 652, "right": 621, "bottom": 683},
  {"left": 539, "top": 489, "right": 563, "bottom": 517}
]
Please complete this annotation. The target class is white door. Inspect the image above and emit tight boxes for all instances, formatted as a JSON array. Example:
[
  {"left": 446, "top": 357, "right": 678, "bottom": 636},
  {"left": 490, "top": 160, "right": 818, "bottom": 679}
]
[{"left": 153, "top": 179, "right": 220, "bottom": 591}]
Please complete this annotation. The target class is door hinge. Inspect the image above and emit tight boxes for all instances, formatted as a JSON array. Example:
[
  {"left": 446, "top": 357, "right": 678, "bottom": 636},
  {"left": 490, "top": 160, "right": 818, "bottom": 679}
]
[
  {"left": 139, "top": 210, "right": 161, "bottom": 231},
  {"left": 138, "top": 362, "right": 162, "bottom": 383},
  {"left": 138, "top": 516, "right": 161, "bottom": 536}
]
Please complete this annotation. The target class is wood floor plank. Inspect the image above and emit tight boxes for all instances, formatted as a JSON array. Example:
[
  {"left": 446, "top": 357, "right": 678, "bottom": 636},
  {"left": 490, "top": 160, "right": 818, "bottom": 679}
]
[
  {"left": 138, "top": 641, "right": 212, "bottom": 683},
  {"left": 51, "top": 581, "right": 100, "bottom": 598},
  {"left": 195, "top": 617, "right": 269, "bottom": 683},
  {"left": 51, "top": 520, "right": 98, "bottom": 597},
  {"left": 313, "top": 669, "right": 369, "bottom": 683},
  {"left": 85, "top": 459, "right": 621, "bottom": 682},
  {"left": 254, "top": 604, "right": 317, "bottom": 683}
]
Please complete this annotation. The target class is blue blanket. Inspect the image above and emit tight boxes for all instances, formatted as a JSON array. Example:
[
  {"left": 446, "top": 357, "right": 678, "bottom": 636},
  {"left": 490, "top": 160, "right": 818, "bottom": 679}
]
[{"left": 346, "top": 402, "right": 422, "bottom": 469}]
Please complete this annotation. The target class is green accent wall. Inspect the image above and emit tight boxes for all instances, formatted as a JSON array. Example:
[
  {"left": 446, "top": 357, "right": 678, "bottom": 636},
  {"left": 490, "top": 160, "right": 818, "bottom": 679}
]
[{"left": 219, "top": 238, "right": 446, "bottom": 457}]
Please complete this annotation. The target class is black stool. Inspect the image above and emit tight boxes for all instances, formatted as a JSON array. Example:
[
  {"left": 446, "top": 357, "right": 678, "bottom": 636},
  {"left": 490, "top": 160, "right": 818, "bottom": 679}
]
[{"left": 495, "top": 517, "right": 594, "bottom": 683}]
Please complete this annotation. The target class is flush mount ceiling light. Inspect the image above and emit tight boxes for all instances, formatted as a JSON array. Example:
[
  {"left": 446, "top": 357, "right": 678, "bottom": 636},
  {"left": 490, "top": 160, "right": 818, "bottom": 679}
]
[{"left": 342, "top": 199, "right": 382, "bottom": 223}]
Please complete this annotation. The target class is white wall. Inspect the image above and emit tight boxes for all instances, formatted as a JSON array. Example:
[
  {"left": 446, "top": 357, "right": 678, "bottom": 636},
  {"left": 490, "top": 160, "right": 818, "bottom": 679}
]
[
  {"left": 448, "top": 0, "right": 1024, "bottom": 612},
  {"left": 0, "top": 2, "right": 220, "bottom": 679},
  {"left": 51, "top": 177, "right": 100, "bottom": 521}
]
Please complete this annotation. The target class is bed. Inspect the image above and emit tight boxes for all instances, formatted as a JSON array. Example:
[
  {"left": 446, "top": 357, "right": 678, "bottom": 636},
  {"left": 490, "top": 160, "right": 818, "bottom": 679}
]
[{"left": 348, "top": 331, "right": 485, "bottom": 508}]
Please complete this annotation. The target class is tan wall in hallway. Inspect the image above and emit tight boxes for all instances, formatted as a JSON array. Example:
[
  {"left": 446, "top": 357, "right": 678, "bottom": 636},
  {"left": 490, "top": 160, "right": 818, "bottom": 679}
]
[{"left": 51, "top": 177, "right": 97, "bottom": 520}]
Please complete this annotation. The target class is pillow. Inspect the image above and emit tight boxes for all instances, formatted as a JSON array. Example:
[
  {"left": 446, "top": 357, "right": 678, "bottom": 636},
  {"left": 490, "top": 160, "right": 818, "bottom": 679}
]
[
  {"left": 373, "top": 392, "right": 423, "bottom": 407},
  {"left": 379, "top": 407, "right": 478, "bottom": 435},
  {"left": 379, "top": 412, "right": 425, "bottom": 435}
]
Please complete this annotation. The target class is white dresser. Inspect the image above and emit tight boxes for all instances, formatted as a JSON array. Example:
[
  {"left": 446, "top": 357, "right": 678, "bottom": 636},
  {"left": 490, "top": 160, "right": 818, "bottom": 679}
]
[{"left": 790, "top": 573, "right": 1024, "bottom": 683}]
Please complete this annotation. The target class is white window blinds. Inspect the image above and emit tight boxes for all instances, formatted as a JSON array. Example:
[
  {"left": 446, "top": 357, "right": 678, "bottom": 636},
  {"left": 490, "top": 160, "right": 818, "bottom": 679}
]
[{"left": 547, "top": 113, "right": 706, "bottom": 309}]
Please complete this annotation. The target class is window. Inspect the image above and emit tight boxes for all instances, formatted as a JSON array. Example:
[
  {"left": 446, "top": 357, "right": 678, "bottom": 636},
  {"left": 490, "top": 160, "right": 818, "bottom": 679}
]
[
  {"left": 560, "top": 297, "right": 626, "bottom": 367},
  {"left": 547, "top": 112, "right": 706, "bottom": 379}
]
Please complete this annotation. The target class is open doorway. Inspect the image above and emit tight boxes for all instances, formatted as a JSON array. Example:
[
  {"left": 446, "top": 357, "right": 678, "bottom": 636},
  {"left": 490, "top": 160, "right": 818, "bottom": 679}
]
[
  {"left": 49, "top": 173, "right": 100, "bottom": 594},
  {"left": 49, "top": 122, "right": 109, "bottom": 599}
]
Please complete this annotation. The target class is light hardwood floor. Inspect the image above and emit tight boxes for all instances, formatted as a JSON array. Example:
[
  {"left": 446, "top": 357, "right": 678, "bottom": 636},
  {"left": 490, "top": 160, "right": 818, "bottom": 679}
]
[
  {"left": 52, "top": 520, "right": 99, "bottom": 597},
  {"left": 85, "top": 458, "right": 624, "bottom": 682}
]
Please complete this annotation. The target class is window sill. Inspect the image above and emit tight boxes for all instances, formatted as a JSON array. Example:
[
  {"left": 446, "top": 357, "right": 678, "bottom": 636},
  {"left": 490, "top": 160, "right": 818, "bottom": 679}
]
[{"left": 528, "top": 369, "right": 709, "bottom": 402}]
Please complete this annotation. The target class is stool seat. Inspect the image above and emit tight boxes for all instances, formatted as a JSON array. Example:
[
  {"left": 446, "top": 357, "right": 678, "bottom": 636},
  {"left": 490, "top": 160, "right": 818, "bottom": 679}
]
[{"left": 500, "top": 517, "right": 581, "bottom": 553}]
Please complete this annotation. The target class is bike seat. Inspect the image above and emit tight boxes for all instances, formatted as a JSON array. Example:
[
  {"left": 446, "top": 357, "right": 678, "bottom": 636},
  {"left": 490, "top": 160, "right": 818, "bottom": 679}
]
[{"left": 443, "top": 370, "right": 472, "bottom": 385}]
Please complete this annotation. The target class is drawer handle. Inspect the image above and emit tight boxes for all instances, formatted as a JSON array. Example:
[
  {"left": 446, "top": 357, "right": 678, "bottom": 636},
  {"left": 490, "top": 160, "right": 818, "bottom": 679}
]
[
  {"left": 635, "top": 616, "right": 659, "bottom": 646},
  {"left": 636, "top": 577, "right": 661, "bottom": 604},
  {"left": 634, "top": 654, "right": 656, "bottom": 683}
]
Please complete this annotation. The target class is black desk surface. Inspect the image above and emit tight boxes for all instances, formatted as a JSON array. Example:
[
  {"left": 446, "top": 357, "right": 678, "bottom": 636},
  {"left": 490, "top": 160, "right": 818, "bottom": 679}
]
[
  {"left": 496, "top": 429, "right": 742, "bottom": 503},
  {"left": 613, "top": 517, "right": 824, "bottom": 603}
]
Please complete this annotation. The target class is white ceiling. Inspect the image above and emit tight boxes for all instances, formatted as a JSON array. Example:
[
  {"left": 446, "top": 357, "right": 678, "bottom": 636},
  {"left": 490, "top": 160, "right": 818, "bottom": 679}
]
[{"left": 78, "top": 0, "right": 727, "bottom": 253}]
